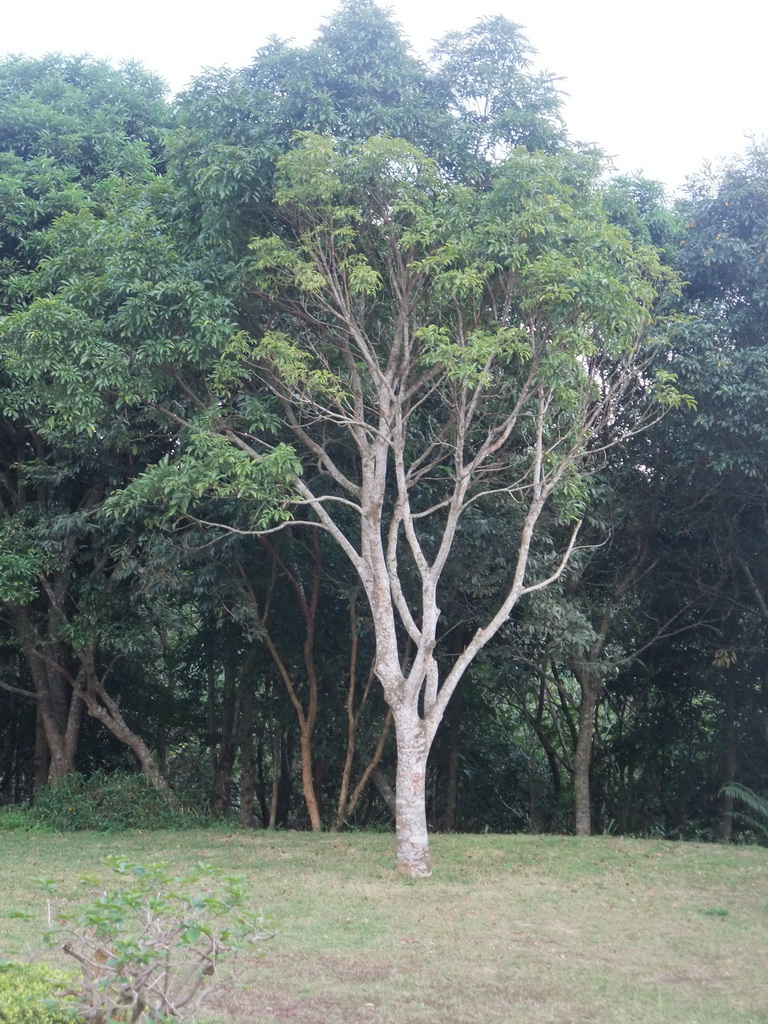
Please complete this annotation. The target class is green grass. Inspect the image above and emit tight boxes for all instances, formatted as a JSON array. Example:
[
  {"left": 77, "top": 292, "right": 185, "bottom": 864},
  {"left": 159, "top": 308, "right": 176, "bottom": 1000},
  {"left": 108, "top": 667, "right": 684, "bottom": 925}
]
[{"left": 1, "top": 829, "right": 767, "bottom": 1023}]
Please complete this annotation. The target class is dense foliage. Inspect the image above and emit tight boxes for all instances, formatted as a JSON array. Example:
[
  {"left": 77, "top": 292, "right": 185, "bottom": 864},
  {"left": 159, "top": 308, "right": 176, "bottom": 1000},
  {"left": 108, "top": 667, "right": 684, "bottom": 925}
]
[
  {"left": 0, "top": 961, "right": 77, "bottom": 1024},
  {"left": 1, "top": 2, "right": 767, "bottom": 862}
]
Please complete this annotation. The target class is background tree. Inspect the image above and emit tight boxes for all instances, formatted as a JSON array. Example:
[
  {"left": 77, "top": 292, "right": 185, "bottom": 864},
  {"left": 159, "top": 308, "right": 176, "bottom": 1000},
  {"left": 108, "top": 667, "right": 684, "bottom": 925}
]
[{"left": 0, "top": 55, "right": 176, "bottom": 788}]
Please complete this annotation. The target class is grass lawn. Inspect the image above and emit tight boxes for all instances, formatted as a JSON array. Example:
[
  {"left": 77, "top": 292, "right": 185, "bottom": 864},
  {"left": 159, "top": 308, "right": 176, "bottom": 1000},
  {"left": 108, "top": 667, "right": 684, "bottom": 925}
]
[{"left": 1, "top": 828, "right": 766, "bottom": 1023}]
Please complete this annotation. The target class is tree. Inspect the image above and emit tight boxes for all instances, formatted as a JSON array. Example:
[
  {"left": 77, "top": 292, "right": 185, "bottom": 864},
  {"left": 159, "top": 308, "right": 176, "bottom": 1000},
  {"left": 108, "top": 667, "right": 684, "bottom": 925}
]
[
  {"left": 0, "top": 55, "right": 174, "bottom": 787},
  {"left": 0, "top": 5, "right": 569, "bottom": 823},
  {"left": 146, "top": 135, "right": 677, "bottom": 874},
  {"left": 0, "top": 14, "right": 689, "bottom": 867},
  {"left": 1, "top": 111, "right": 681, "bottom": 868},
  {"left": 664, "top": 145, "right": 768, "bottom": 833}
]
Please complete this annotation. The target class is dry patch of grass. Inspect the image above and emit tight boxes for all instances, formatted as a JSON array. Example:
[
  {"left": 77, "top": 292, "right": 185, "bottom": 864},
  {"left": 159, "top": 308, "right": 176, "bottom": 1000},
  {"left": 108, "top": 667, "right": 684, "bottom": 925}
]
[{"left": 1, "top": 829, "right": 766, "bottom": 1023}]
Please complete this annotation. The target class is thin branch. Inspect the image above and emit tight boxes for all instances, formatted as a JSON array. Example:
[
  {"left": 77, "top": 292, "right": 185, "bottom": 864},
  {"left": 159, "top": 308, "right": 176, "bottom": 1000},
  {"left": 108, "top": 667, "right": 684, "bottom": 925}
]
[{"left": 0, "top": 680, "right": 38, "bottom": 699}]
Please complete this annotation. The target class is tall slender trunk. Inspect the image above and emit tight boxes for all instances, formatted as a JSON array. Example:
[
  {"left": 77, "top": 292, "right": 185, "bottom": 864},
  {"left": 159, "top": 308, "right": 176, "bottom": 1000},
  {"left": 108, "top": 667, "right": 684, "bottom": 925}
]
[
  {"left": 718, "top": 678, "right": 737, "bottom": 841},
  {"left": 442, "top": 683, "right": 462, "bottom": 832},
  {"left": 269, "top": 729, "right": 293, "bottom": 827},
  {"left": 256, "top": 738, "right": 269, "bottom": 826},
  {"left": 371, "top": 766, "right": 397, "bottom": 818},
  {"left": 238, "top": 532, "right": 323, "bottom": 831},
  {"left": 211, "top": 664, "right": 239, "bottom": 817},
  {"left": 0, "top": 692, "right": 17, "bottom": 799},
  {"left": 299, "top": 728, "right": 322, "bottom": 830},
  {"left": 34, "top": 702, "right": 50, "bottom": 792},
  {"left": 524, "top": 669, "right": 565, "bottom": 809},
  {"left": 277, "top": 731, "right": 293, "bottom": 826},
  {"left": 331, "top": 589, "right": 393, "bottom": 827},
  {"left": 331, "top": 712, "right": 394, "bottom": 830},
  {"left": 617, "top": 749, "right": 635, "bottom": 835},
  {"left": 527, "top": 715, "right": 563, "bottom": 800},
  {"left": 239, "top": 687, "right": 256, "bottom": 827},
  {"left": 269, "top": 729, "right": 280, "bottom": 829},
  {"left": 573, "top": 670, "right": 600, "bottom": 836},
  {"left": 335, "top": 591, "right": 375, "bottom": 828}
]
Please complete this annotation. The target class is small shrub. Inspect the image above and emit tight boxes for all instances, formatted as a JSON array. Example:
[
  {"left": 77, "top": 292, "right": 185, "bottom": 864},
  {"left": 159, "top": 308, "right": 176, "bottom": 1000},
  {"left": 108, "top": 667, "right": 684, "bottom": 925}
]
[
  {"left": 44, "top": 857, "right": 272, "bottom": 1022},
  {"left": 28, "top": 771, "right": 203, "bottom": 832},
  {"left": 0, "top": 961, "right": 78, "bottom": 1024},
  {"left": 0, "top": 805, "right": 31, "bottom": 831}
]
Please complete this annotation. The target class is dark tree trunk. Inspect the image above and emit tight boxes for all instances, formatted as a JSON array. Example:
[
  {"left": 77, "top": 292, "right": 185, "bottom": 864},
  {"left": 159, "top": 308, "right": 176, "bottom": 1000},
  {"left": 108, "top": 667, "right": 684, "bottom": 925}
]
[
  {"left": 274, "top": 733, "right": 290, "bottom": 827},
  {"left": 256, "top": 738, "right": 270, "bottom": 826},
  {"left": 211, "top": 663, "right": 239, "bottom": 817},
  {"left": 76, "top": 645, "right": 168, "bottom": 790},
  {"left": 617, "top": 749, "right": 635, "bottom": 835},
  {"left": 18, "top": 623, "right": 82, "bottom": 785},
  {"left": 441, "top": 682, "right": 462, "bottom": 832},
  {"left": 33, "top": 702, "right": 50, "bottom": 793},
  {"left": 269, "top": 729, "right": 280, "bottom": 828},
  {"left": 371, "top": 767, "right": 397, "bottom": 819},
  {"left": 0, "top": 693, "right": 19, "bottom": 800},
  {"left": 718, "top": 679, "right": 737, "bottom": 841},
  {"left": 573, "top": 669, "right": 600, "bottom": 836},
  {"left": 36, "top": 670, "right": 82, "bottom": 783},
  {"left": 524, "top": 669, "right": 565, "bottom": 804},
  {"left": 238, "top": 688, "right": 257, "bottom": 827}
]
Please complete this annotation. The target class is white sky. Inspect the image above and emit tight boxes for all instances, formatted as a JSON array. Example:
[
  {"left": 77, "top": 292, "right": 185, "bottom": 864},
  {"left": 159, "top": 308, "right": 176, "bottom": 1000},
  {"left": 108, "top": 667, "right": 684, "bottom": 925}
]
[{"left": 4, "top": 0, "right": 767, "bottom": 193}]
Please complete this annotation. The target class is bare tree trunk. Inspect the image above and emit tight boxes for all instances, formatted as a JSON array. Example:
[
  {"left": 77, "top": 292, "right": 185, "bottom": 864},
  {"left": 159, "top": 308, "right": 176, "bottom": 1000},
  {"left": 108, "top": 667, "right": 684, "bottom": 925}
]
[
  {"left": 76, "top": 645, "right": 168, "bottom": 790},
  {"left": 84, "top": 692, "right": 167, "bottom": 789},
  {"left": 333, "top": 705, "right": 393, "bottom": 829},
  {"left": 526, "top": 712, "right": 563, "bottom": 800},
  {"left": 0, "top": 692, "right": 17, "bottom": 799},
  {"left": 333, "top": 624, "right": 403, "bottom": 832},
  {"left": 336, "top": 591, "right": 364, "bottom": 825},
  {"left": 393, "top": 709, "right": 431, "bottom": 878},
  {"left": 371, "top": 766, "right": 396, "bottom": 818},
  {"left": 16, "top": 594, "right": 166, "bottom": 791},
  {"left": 525, "top": 668, "right": 566, "bottom": 800},
  {"left": 40, "top": 697, "right": 81, "bottom": 781},
  {"left": 33, "top": 663, "right": 82, "bottom": 783},
  {"left": 299, "top": 727, "right": 322, "bottom": 830},
  {"left": 21, "top": 562, "right": 84, "bottom": 783},
  {"left": 15, "top": 610, "right": 82, "bottom": 784}
]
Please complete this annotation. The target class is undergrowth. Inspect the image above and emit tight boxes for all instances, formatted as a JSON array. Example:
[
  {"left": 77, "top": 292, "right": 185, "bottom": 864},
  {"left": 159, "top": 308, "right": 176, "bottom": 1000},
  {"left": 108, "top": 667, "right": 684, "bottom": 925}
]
[{"left": 26, "top": 771, "right": 206, "bottom": 832}]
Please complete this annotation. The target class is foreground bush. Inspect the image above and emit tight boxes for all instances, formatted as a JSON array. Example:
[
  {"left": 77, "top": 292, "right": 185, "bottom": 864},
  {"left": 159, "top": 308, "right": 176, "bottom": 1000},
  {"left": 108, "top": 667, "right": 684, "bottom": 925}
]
[
  {"left": 45, "top": 857, "right": 272, "bottom": 1022},
  {"left": 28, "top": 772, "right": 203, "bottom": 831},
  {"left": 0, "top": 961, "right": 78, "bottom": 1024}
]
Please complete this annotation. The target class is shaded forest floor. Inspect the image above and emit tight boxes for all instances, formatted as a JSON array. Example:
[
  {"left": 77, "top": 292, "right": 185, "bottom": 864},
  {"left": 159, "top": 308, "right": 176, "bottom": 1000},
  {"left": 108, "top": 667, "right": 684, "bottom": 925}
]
[{"left": 1, "top": 829, "right": 767, "bottom": 1023}]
